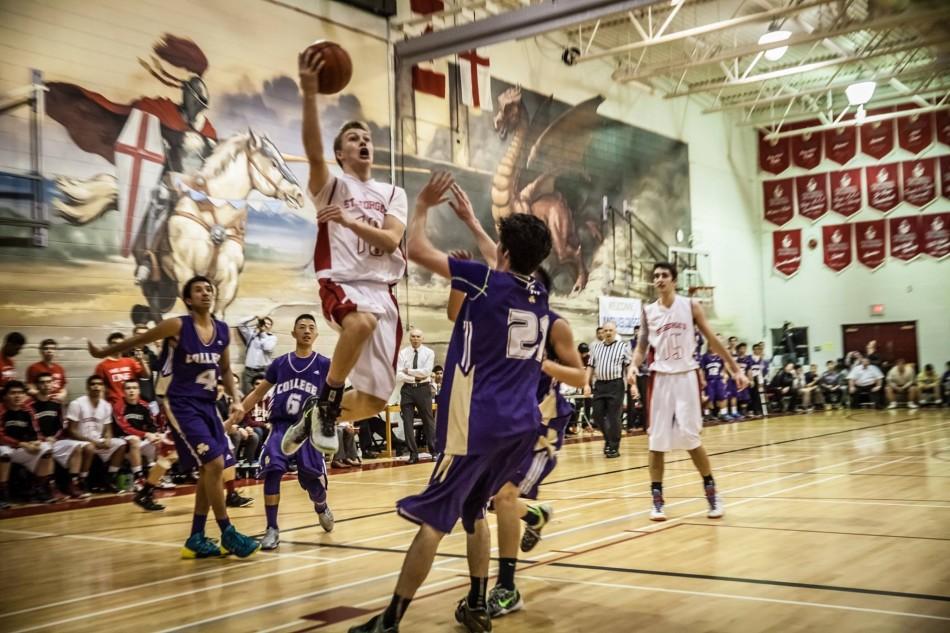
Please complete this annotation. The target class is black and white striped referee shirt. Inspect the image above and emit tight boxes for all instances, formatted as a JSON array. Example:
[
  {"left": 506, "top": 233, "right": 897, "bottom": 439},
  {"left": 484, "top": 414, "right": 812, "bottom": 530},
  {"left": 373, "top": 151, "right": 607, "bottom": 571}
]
[{"left": 588, "top": 340, "right": 631, "bottom": 381}]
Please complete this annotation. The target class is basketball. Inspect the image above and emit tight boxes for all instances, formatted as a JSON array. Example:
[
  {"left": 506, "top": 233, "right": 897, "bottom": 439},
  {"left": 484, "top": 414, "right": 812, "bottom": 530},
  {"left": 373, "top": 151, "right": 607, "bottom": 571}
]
[{"left": 303, "top": 40, "right": 352, "bottom": 94}]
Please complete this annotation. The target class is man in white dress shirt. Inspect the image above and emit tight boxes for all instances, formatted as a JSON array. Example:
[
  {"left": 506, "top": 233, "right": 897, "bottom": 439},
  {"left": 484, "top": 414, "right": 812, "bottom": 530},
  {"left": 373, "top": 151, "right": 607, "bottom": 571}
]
[{"left": 395, "top": 328, "right": 435, "bottom": 464}]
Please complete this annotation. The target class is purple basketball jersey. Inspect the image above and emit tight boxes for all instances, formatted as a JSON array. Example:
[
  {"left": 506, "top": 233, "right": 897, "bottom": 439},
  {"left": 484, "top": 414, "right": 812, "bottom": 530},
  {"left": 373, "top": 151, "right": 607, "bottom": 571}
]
[
  {"left": 701, "top": 353, "right": 725, "bottom": 380},
  {"left": 436, "top": 258, "right": 549, "bottom": 455},
  {"left": 160, "top": 314, "right": 230, "bottom": 401},
  {"left": 265, "top": 352, "right": 330, "bottom": 426}
]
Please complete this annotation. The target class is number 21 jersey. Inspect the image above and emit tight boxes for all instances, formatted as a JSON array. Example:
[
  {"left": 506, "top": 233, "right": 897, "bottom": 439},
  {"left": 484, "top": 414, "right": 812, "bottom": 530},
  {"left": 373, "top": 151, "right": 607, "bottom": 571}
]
[
  {"left": 644, "top": 295, "right": 699, "bottom": 374},
  {"left": 160, "top": 314, "right": 230, "bottom": 401}
]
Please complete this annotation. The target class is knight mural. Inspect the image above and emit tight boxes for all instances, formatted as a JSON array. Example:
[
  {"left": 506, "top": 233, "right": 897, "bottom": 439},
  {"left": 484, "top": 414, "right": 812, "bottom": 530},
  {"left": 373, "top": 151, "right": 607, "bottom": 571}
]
[{"left": 44, "top": 34, "right": 304, "bottom": 324}]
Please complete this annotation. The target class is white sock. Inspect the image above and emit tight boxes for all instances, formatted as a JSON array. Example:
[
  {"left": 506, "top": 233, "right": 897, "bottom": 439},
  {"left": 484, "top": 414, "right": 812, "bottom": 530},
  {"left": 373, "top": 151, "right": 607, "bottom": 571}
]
[{"left": 729, "top": 405, "right": 737, "bottom": 414}]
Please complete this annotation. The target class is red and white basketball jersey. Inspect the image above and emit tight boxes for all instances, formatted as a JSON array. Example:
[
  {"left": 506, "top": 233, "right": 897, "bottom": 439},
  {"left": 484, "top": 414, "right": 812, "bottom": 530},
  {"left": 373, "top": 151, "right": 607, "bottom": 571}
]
[
  {"left": 644, "top": 294, "right": 699, "bottom": 374},
  {"left": 310, "top": 173, "right": 409, "bottom": 285}
]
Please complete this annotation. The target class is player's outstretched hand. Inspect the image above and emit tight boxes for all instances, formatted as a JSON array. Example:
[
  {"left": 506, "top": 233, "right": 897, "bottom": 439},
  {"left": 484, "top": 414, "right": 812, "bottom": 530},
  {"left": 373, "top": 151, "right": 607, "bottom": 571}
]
[
  {"left": 87, "top": 340, "right": 106, "bottom": 359},
  {"left": 317, "top": 204, "right": 350, "bottom": 227},
  {"left": 298, "top": 49, "right": 325, "bottom": 95},
  {"left": 417, "top": 171, "right": 454, "bottom": 209},
  {"left": 448, "top": 183, "right": 476, "bottom": 224}
]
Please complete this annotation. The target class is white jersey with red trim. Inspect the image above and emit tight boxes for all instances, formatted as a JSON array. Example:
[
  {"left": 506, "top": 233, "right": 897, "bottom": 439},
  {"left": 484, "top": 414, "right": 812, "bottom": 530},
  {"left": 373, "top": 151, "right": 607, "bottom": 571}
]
[
  {"left": 310, "top": 173, "right": 408, "bottom": 285},
  {"left": 644, "top": 294, "right": 699, "bottom": 374}
]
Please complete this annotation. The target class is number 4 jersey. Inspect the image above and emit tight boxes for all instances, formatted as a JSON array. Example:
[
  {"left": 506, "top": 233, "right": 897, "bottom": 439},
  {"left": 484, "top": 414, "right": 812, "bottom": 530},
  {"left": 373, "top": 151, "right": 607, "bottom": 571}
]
[
  {"left": 438, "top": 258, "right": 550, "bottom": 456},
  {"left": 158, "top": 314, "right": 230, "bottom": 401},
  {"left": 643, "top": 294, "right": 700, "bottom": 374},
  {"left": 265, "top": 352, "right": 331, "bottom": 427}
]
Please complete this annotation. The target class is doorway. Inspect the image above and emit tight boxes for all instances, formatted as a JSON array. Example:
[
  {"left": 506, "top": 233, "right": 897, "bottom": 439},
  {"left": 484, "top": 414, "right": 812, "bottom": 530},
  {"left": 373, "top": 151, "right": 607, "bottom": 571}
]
[{"left": 841, "top": 321, "right": 918, "bottom": 367}]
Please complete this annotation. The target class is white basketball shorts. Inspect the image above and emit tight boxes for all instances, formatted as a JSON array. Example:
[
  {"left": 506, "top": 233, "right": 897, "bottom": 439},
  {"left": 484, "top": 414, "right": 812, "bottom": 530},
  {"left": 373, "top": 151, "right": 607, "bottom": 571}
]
[{"left": 647, "top": 370, "right": 704, "bottom": 452}]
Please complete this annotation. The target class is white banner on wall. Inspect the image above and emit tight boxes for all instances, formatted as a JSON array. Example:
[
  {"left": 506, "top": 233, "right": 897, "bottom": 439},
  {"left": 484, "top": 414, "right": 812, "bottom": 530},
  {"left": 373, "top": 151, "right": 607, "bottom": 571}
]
[{"left": 598, "top": 296, "right": 642, "bottom": 336}]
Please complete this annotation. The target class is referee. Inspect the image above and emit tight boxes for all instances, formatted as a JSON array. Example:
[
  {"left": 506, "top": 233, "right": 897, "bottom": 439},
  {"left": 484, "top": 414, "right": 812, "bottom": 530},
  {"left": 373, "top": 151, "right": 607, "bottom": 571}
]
[{"left": 585, "top": 321, "right": 630, "bottom": 458}]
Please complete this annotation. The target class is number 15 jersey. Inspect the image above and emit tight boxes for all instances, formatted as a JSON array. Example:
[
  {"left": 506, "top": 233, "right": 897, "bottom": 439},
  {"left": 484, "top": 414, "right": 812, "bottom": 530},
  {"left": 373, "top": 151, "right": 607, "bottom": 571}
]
[
  {"left": 438, "top": 258, "right": 550, "bottom": 456},
  {"left": 644, "top": 295, "right": 699, "bottom": 374},
  {"left": 265, "top": 352, "right": 331, "bottom": 427}
]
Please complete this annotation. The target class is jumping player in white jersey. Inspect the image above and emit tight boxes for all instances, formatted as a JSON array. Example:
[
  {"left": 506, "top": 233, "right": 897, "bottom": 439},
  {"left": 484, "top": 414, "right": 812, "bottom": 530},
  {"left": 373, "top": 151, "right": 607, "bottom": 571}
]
[
  {"left": 629, "top": 262, "right": 747, "bottom": 521},
  {"left": 283, "top": 49, "right": 409, "bottom": 457}
]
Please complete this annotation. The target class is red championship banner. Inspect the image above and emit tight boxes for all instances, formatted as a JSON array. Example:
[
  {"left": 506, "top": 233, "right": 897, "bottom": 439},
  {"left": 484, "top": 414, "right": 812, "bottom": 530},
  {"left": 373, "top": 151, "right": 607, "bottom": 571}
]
[
  {"left": 889, "top": 216, "right": 921, "bottom": 262},
  {"left": 791, "top": 124, "right": 822, "bottom": 169},
  {"left": 860, "top": 107, "right": 895, "bottom": 159},
  {"left": 822, "top": 223, "right": 853, "bottom": 272},
  {"left": 855, "top": 219, "right": 887, "bottom": 270},
  {"left": 824, "top": 124, "right": 857, "bottom": 165},
  {"left": 830, "top": 168, "right": 862, "bottom": 216},
  {"left": 941, "top": 155, "right": 950, "bottom": 199},
  {"left": 763, "top": 178, "right": 794, "bottom": 226},
  {"left": 896, "top": 105, "right": 934, "bottom": 154},
  {"left": 759, "top": 132, "right": 790, "bottom": 174},
  {"left": 901, "top": 158, "right": 936, "bottom": 208},
  {"left": 921, "top": 212, "right": 950, "bottom": 260},
  {"left": 772, "top": 229, "right": 802, "bottom": 278},
  {"left": 936, "top": 108, "right": 950, "bottom": 147},
  {"left": 865, "top": 163, "right": 901, "bottom": 213},
  {"left": 795, "top": 174, "right": 828, "bottom": 221}
]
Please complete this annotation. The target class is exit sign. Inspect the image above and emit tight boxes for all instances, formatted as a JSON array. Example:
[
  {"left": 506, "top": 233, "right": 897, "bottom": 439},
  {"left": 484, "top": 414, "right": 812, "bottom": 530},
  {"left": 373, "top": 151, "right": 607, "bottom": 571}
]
[{"left": 870, "top": 304, "right": 885, "bottom": 316}]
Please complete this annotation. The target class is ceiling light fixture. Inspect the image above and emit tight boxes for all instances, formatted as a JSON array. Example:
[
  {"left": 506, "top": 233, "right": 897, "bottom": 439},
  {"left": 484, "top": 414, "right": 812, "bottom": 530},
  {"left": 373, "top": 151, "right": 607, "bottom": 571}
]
[
  {"left": 758, "top": 29, "right": 791, "bottom": 61},
  {"left": 845, "top": 80, "right": 876, "bottom": 106}
]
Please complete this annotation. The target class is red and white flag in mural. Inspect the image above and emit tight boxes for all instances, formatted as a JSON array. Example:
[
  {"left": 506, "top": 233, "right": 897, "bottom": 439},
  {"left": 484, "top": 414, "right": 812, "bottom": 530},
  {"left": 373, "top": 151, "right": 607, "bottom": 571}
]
[
  {"left": 855, "top": 219, "right": 887, "bottom": 270},
  {"left": 759, "top": 132, "right": 790, "bottom": 174},
  {"left": 896, "top": 105, "right": 934, "bottom": 154},
  {"left": 412, "top": 64, "right": 446, "bottom": 98},
  {"left": 458, "top": 50, "right": 492, "bottom": 111},
  {"left": 824, "top": 124, "right": 857, "bottom": 165},
  {"left": 822, "top": 223, "right": 853, "bottom": 272},
  {"left": 921, "top": 212, "right": 950, "bottom": 259},
  {"left": 772, "top": 229, "right": 802, "bottom": 278},
  {"left": 791, "top": 124, "right": 822, "bottom": 169},
  {"left": 795, "top": 174, "right": 828, "bottom": 221},
  {"left": 901, "top": 158, "right": 936, "bottom": 208},
  {"left": 865, "top": 163, "right": 901, "bottom": 212},
  {"left": 830, "top": 168, "right": 862, "bottom": 216},
  {"left": 935, "top": 108, "right": 950, "bottom": 146},
  {"left": 763, "top": 178, "right": 795, "bottom": 226},
  {"left": 941, "top": 155, "right": 950, "bottom": 199},
  {"left": 860, "top": 107, "right": 895, "bottom": 159},
  {"left": 889, "top": 215, "right": 921, "bottom": 262}
]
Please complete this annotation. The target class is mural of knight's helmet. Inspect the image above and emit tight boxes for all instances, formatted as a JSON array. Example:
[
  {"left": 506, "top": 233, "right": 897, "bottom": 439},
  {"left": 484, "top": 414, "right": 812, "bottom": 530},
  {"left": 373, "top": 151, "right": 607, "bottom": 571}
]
[{"left": 182, "top": 75, "right": 209, "bottom": 120}]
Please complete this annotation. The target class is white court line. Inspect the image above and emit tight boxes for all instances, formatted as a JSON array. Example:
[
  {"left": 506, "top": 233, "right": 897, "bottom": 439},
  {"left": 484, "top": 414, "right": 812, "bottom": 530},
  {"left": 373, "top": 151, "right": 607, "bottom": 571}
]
[
  {"left": 515, "top": 574, "right": 950, "bottom": 622},
  {"left": 760, "top": 497, "right": 950, "bottom": 510}
]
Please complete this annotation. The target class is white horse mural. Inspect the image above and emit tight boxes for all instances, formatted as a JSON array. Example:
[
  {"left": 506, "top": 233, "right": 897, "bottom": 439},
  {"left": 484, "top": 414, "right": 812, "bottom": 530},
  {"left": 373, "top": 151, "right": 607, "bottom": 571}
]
[{"left": 55, "top": 130, "right": 305, "bottom": 322}]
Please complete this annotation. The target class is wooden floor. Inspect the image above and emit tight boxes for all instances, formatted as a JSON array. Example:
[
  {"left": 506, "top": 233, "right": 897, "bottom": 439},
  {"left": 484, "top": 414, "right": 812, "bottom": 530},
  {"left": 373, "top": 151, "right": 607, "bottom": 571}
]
[{"left": 2, "top": 409, "right": 949, "bottom": 633}]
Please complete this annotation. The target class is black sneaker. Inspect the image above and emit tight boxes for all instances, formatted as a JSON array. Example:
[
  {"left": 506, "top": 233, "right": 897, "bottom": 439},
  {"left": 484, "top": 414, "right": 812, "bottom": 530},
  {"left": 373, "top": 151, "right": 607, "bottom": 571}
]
[
  {"left": 134, "top": 491, "right": 165, "bottom": 512},
  {"left": 348, "top": 614, "right": 398, "bottom": 633},
  {"left": 455, "top": 599, "right": 491, "bottom": 632},
  {"left": 226, "top": 491, "right": 254, "bottom": 508},
  {"left": 520, "top": 503, "right": 553, "bottom": 553}
]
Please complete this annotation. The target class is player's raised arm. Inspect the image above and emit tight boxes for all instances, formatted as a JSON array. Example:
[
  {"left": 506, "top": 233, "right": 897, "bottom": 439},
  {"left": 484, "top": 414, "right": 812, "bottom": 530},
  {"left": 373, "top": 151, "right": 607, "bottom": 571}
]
[
  {"left": 449, "top": 184, "right": 497, "bottom": 267},
  {"left": 88, "top": 318, "right": 181, "bottom": 359},
  {"left": 300, "top": 50, "right": 330, "bottom": 196},
  {"left": 407, "top": 171, "right": 455, "bottom": 279}
]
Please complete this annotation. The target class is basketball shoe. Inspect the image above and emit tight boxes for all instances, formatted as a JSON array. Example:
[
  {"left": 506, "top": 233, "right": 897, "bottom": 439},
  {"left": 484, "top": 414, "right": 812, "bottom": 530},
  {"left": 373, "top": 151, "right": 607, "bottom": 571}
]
[
  {"left": 260, "top": 527, "right": 280, "bottom": 550},
  {"left": 317, "top": 503, "right": 335, "bottom": 532},
  {"left": 487, "top": 585, "right": 524, "bottom": 617},
  {"left": 455, "top": 598, "right": 492, "bottom": 632},
  {"left": 281, "top": 396, "right": 317, "bottom": 456},
  {"left": 181, "top": 533, "right": 223, "bottom": 559},
  {"left": 520, "top": 503, "right": 553, "bottom": 552},
  {"left": 221, "top": 524, "right": 261, "bottom": 558},
  {"left": 649, "top": 491, "right": 666, "bottom": 521},
  {"left": 706, "top": 484, "right": 724, "bottom": 519},
  {"left": 310, "top": 398, "right": 341, "bottom": 457}
]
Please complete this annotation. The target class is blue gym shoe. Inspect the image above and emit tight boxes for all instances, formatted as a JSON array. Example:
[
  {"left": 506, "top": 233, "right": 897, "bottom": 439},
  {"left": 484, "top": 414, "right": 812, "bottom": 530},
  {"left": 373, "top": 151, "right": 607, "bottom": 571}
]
[
  {"left": 220, "top": 524, "right": 261, "bottom": 558},
  {"left": 181, "top": 533, "right": 224, "bottom": 559}
]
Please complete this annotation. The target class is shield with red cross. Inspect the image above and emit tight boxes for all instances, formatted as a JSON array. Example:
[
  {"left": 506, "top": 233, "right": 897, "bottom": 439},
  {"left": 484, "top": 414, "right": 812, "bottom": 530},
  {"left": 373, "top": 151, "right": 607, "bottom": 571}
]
[{"left": 115, "top": 108, "right": 165, "bottom": 257}]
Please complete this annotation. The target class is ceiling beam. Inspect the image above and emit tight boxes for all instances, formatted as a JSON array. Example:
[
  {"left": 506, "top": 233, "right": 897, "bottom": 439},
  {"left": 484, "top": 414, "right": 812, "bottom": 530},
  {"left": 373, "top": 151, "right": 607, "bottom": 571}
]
[
  {"left": 393, "top": 0, "right": 665, "bottom": 66},
  {"left": 664, "top": 37, "right": 948, "bottom": 98},
  {"left": 761, "top": 99, "right": 950, "bottom": 139},
  {"left": 576, "top": 0, "right": 839, "bottom": 64},
  {"left": 702, "top": 64, "right": 948, "bottom": 113},
  {"left": 613, "top": 6, "right": 950, "bottom": 83}
]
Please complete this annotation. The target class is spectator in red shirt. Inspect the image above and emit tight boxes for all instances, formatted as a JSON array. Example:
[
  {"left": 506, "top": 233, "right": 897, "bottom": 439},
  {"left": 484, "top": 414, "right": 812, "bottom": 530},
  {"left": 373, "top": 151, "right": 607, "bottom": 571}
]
[
  {"left": 113, "top": 380, "right": 175, "bottom": 511},
  {"left": 94, "top": 332, "right": 146, "bottom": 406},
  {"left": 0, "top": 380, "right": 58, "bottom": 503},
  {"left": 0, "top": 332, "right": 25, "bottom": 387},
  {"left": 26, "top": 339, "right": 68, "bottom": 401}
]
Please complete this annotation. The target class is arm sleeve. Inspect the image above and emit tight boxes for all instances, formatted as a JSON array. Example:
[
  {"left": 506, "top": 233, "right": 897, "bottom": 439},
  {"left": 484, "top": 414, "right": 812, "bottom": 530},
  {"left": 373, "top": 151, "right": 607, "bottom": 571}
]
[
  {"left": 394, "top": 349, "right": 414, "bottom": 383},
  {"left": 449, "top": 257, "right": 491, "bottom": 300},
  {"left": 264, "top": 361, "right": 279, "bottom": 385},
  {"left": 260, "top": 333, "right": 278, "bottom": 354},
  {"left": 112, "top": 400, "right": 144, "bottom": 437}
]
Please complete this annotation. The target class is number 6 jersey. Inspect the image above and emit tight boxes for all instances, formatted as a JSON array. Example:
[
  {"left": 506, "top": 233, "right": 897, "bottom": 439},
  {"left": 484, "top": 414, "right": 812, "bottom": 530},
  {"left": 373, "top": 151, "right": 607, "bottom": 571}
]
[
  {"left": 643, "top": 295, "right": 700, "bottom": 374},
  {"left": 438, "top": 258, "right": 550, "bottom": 456},
  {"left": 158, "top": 314, "right": 230, "bottom": 401},
  {"left": 265, "top": 352, "right": 331, "bottom": 427}
]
